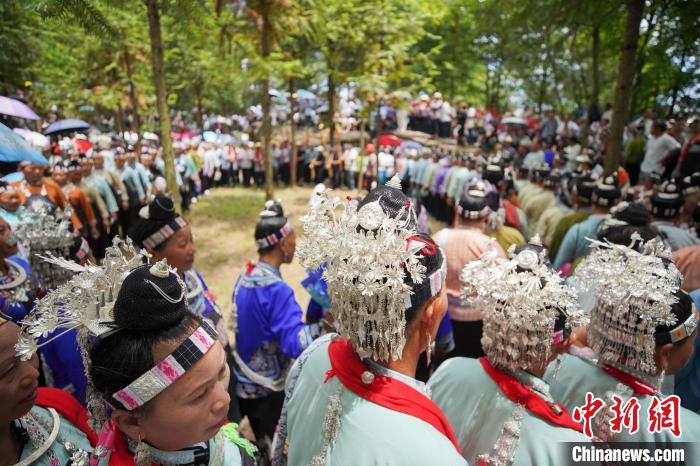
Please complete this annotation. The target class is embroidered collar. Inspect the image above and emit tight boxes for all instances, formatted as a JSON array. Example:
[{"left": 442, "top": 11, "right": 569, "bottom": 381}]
[
  {"left": 255, "top": 260, "right": 281, "bottom": 278},
  {"left": 364, "top": 358, "right": 431, "bottom": 398},
  {"left": 145, "top": 440, "right": 212, "bottom": 466},
  {"left": 503, "top": 367, "right": 554, "bottom": 404},
  {"left": 603, "top": 360, "right": 657, "bottom": 386},
  {"left": 598, "top": 360, "right": 661, "bottom": 395}
]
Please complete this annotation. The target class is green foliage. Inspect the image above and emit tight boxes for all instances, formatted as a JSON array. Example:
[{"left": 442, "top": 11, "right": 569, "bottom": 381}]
[{"left": 1, "top": 0, "right": 697, "bottom": 124}]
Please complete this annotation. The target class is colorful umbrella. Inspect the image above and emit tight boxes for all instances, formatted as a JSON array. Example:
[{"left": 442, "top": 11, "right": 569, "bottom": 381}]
[
  {"left": 13, "top": 128, "right": 49, "bottom": 149},
  {"left": 0, "top": 96, "right": 39, "bottom": 120},
  {"left": 0, "top": 123, "right": 49, "bottom": 164},
  {"left": 379, "top": 134, "right": 402, "bottom": 147},
  {"left": 400, "top": 140, "right": 423, "bottom": 151},
  {"left": 44, "top": 119, "right": 90, "bottom": 135}
]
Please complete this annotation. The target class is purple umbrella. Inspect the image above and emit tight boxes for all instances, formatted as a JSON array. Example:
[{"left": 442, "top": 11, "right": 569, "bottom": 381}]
[
  {"left": 400, "top": 140, "right": 423, "bottom": 151},
  {"left": 44, "top": 119, "right": 90, "bottom": 135},
  {"left": 0, "top": 96, "right": 39, "bottom": 120}
]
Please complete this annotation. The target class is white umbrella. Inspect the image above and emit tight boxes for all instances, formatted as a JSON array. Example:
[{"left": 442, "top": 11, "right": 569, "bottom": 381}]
[
  {"left": 142, "top": 131, "right": 159, "bottom": 142},
  {"left": 12, "top": 128, "right": 49, "bottom": 149},
  {"left": 502, "top": 116, "right": 528, "bottom": 126}
]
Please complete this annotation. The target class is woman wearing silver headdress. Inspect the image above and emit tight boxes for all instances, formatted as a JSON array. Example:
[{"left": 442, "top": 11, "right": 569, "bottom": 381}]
[
  {"left": 0, "top": 312, "right": 95, "bottom": 466},
  {"left": 428, "top": 237, "right": 590, "bottom": 466},
  {"left": 128, "top": 194, "right": 226, "bottom": 345},
  {"left": 0, "top": 216, "right": 32, "bottom": 323},
  {"left": 273, "top": 177, "right": 465, "bottom": 466},
  {"left": 546, "top": 235, "right": 700, "bottom": 444},
  {"left": 14, "top": 240, "right": 257, "bottom": 466}
]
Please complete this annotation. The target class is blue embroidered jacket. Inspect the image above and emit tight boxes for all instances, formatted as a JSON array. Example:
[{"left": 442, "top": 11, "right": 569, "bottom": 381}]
[{"left": 232, "top": 261, "right": 319, "bottom": 398}]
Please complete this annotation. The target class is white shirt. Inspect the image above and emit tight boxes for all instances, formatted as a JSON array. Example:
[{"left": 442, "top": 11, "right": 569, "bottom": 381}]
[
  {"left": 343, "top": 148, "right": 358, "bottom": 172},
  {"left": 378, "top": 152, "right": 395, "bottom": 177},
  {"left": 439, "top": 102, "right": 455, "bottom": 123},
  {"left": 238, "top": 148, "right": 253, "bottom": 169},
  {"left": 641, "top": 133, "right": 681, "bottom": 174}
]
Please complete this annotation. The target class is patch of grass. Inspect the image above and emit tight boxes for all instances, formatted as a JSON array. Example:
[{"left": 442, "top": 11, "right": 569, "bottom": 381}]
[{"left": 187, "top": 188, "right": 265, "bottom": 225}]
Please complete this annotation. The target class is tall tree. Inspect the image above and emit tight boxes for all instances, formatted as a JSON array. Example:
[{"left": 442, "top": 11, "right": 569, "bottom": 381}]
[
  {"left": 145, "top": 0, "right": 179, "bottom": 209},
  {"left": 606, "top": 0, "right": 644, "bottom": 175}
]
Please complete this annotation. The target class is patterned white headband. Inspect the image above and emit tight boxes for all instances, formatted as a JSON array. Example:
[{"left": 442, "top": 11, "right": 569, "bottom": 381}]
[
  {"left": 112, "top": 320, "right": 218, "bottom": 410},
  {"left": 255, "top": 220, "right": 293, "bottom": 249}
]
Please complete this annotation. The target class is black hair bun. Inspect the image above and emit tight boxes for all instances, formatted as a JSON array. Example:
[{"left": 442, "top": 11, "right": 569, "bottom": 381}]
[
  {"left": 611, "top": 202, "right": 648, "bottom": 226},
  {"left": 358, "top": 183, "right": 415, "bottom": 229},
  {"left": 113, "top": 263, "right": 187, "bottom": 331},
  {"left": 260, "top": 200, "right": 284, "bottom": 218},
  {"left": 147, "top": 195, "right": 177, "bottom": 222}
]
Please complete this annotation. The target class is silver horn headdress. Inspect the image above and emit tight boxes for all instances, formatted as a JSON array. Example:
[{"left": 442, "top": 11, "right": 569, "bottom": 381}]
[
  {"left": 460, "top": 236, "right": 587, "bottom": 372},
  {"left": 15, "top": 236, "right": 148, "bottom": 428},
  {"left": 575, "top": 235, "right": 680, "bottom": 376},
  {"left": 15, "top": 207, "right": 75, "bottom": 291},
  {"left": 296, "top": 178, "right": 433, "bottom": 361}
]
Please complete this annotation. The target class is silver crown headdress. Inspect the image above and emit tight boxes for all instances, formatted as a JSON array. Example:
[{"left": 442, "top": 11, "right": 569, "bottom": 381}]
[
  {"left": 460, "top": 236, "right": 587, "bottom": 372},
  {"left": 15, "top": 236, "right": 149, "bottom": 429},
  {"left": 575, "top": 235, "right": 680, "bottom": 375},
  {"left": 296, "top": 182, "right": 428, "bottom": 362},
  {"left": 15, "top": 207, "right": 75, "bottom": 291}
]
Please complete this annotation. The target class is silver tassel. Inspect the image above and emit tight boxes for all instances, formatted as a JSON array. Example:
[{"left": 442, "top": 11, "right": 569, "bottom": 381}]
[
  {"left": 657, "top": 369, "right": 666, "bottom": 393},
  {"left": 133, "top": 438, "right": 151, "bottom": 466},
  {"left": 552, "top": 355, "right": 562, "bottom": 381},
  {"left": 426, "top": 334, "right": 433, "bottom": 367},
  {"left": 309, "top": 387, "right": 344, "bottom": 465}
]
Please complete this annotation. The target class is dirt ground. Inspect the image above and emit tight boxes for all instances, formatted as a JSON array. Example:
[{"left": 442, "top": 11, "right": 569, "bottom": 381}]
[{"left": 189, "top": 185, "right": 353, "bottom": 316}]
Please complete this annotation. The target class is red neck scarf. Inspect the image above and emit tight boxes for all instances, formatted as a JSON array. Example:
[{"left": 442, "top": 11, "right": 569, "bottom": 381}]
[
  {"left": 601, "top": 364, "right": 656, "bottom": 397},
  {"left": 479, "top": 358, "right": 583, "bottom": 433},
  {"left": 325, "top": 338, "right": 461, "bottom": 454},
  {"left": 35, "top": 387, "right": 98, "bottom": 447}
]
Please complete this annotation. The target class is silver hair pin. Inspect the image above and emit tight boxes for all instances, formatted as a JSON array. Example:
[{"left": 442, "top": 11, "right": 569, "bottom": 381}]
[{"left": 144, "top": 280, "right": 185, "bottom": 304}]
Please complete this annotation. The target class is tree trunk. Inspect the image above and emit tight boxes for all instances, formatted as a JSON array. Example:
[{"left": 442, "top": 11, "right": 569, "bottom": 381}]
[
  {"left": 261, "top": 0, "right": 274, "bottom": 201},
  {"left": 146, "top": 0, "right": 180, "bottom": 211},
  {"left": 195, "top": 84, "right": 204, "bottom": 132},
  {"left": 289, "top": 79, "right": 297, "bottom": 185},
  {"left": 484, "top": 66, "right": 491, "bottom": 107},
  {"left": 358, "top": 118, "right": 365, "bottom": 191},
  {"left": 537, "top": 68, "right": 547, "bottom": 115},
  {"left": 115, "top": 105, "right": 125, "bottom": 135},
  {"left": 590, "top": 24, "right": 601, "bottom": 112},
  {"left": 628, "top": 5, "right": 667, "bottom": 116},
  {"left": 605, "top": 0, "right": 644, "bottom": 176},
  {"left": 668, "top": 48, "right": 687, "bottom": 117},
  {"left": 375, "top": 101, "right": 382, "bottom": 180},
  {"left": 327, "top": 72, "right": 336, "bottom": 147},
  {"left": 123, "top": 46, "right": 141, "bottom": 133}
]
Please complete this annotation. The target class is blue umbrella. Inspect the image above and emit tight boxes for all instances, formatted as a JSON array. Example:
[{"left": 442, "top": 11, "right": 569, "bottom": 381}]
[
  {"left": 44, "top": 119, "right": 90, "bottom": 135},
  {"left": 0, "top": 123, "right": 49, "bottom": 164},
  {"left": 2, "top": 172, "right": 24, "bottom": 183},
  {"left": 400, "top": 140, "right": 423, "bottom": 151},
  {"left": 202, "top": 131, "right": 218, "bottom": 143}
]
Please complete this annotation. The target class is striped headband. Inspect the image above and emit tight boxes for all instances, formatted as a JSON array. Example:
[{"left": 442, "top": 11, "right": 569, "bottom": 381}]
[
  {"left": 456, "top": 204, "right": 491, "bottom": 220},
  {"left": 656, "top": 303, "right": 699, "bottom": 345},
  {"left": 404, "top": 252, "right": 447, "bottom": 310},
  {"left": 255, "top": 220, "right": 293, "bottom": 250},
  {"left": 143, "top": 216, "right": 188, "bottom": 250},
  {"left": 112, "top": 320, "right": 218, "bottom": 410}
]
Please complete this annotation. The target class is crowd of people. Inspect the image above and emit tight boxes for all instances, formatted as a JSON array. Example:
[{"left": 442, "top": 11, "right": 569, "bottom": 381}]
[{"left": 1, "top": 103, "right": 700, "bottom": 466}]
